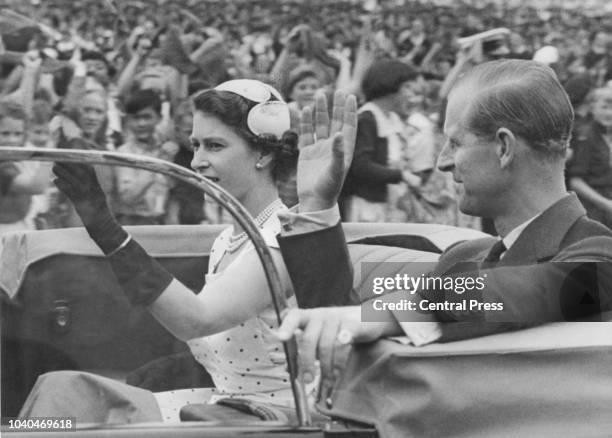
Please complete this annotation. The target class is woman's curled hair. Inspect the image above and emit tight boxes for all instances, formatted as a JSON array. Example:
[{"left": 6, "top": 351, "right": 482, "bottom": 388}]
[
  {"left": 192, "top": 89, "right": 298, "bottom": 181},
  {"left": 255, "top": 131, "right": 299, "bottom": 181}
]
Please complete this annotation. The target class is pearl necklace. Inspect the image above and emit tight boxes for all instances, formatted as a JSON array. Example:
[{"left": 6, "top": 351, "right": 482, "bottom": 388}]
[{"left": 226, "top": 199, "right": 284, "bottom": 253}]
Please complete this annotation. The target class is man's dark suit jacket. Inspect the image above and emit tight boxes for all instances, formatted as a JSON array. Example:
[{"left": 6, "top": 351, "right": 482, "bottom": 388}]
[{"left": 277, "top": 194, "right": 612, "bottom": 341}]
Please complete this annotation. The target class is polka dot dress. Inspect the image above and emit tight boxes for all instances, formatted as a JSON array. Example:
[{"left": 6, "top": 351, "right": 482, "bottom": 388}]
[{"left": 154, "top": 204, "right": 307, "bottom": 422}]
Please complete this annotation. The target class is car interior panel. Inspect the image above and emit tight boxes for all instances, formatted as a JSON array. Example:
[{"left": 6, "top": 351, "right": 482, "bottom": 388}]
[
  {"left": 1, "top": 149, "right": 610, "bottom": 437},
  {"left": 0, "top": 223, "right": 469, "bottom": 420}
]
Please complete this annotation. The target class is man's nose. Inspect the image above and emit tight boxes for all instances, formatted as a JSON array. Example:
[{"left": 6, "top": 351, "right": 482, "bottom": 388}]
[{"left": 436, "top": 144, "right": 454, "bottom": 172}]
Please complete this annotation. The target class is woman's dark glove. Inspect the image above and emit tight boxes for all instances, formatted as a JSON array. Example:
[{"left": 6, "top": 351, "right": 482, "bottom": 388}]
[
  {"left": 52, "top": 137, "right": 128, "bottom": 255},
  {"left": 52, "top": 136, "right": 173, "bottom": 306}
]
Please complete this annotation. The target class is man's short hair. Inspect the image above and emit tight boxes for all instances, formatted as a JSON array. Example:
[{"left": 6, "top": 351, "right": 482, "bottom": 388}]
[
  {"left": 125, "top": 89, "right": 162, "bottom": 115},
  {"left": 455, "top": 59, "right": 573, "bottom": 159}
]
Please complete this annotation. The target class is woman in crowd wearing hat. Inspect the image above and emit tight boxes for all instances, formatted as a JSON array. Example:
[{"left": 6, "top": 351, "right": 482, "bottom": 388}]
[
  {"left": 19, "top": 80, "right": 356, "bottom": 422},
  {"left": 344, "top": 59, "right": 435, "bottom": 222},
  {"left": 284, "top": 65, "right": 321, "bottom": 114}
]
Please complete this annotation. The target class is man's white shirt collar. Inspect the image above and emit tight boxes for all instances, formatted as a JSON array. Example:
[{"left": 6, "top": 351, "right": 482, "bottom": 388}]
[{"left": 500, "top": 215, "right": 538, "bottom": 258}]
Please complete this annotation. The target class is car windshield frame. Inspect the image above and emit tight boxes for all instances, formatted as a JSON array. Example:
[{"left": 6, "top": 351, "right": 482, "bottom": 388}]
[{"left": 0, "top": 146, "right": 312, "bottom": 427}]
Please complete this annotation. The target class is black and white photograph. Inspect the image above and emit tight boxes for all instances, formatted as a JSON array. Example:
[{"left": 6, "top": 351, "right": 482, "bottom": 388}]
[{"left": 0, "top": 0, "right": 611, "bottom": 436}]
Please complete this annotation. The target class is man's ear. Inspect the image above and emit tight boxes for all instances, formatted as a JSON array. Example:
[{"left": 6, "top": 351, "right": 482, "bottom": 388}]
[{"left": 495, "top": 127, "right": 516, "bottom": 169}]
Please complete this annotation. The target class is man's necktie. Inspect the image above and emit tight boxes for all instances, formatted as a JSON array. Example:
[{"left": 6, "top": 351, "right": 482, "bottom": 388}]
[{"left": 484, "top": 239, "right": 507, "bottom": 263}]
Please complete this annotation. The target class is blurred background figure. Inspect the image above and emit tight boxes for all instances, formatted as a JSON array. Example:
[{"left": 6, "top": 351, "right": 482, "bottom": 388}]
[
  {"left": 166, "top": 99, "right": 205, "bottom": 225},
  {"left": 343, "top": 59, "right": 435, "bottom": 223},
  {"left": 112, "top": 89, "right": 176, "bottom": 225},
  {"left": 0, "top": 101, "right": 49, "bottom": 233},
  {"left": 0, "top": 0, "right": 609, "bottom": 233},
  {"left": 568, "top": 85, "right": 612, "bottom": 229},
  {"left": 284, "top": 65, "right": 321, "bottom": 115}
]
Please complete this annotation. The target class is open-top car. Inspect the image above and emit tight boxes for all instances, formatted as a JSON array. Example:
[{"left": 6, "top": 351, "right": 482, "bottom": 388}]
[{"left": 1, "top": 148, "right": 611, "bottom": 438}]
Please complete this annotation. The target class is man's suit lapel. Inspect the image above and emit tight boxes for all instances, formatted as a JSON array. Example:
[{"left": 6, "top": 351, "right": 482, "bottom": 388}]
[
  {"left": 436, "top": 194, "right": 589, "bottom": 341},
  {"left": 499, "top": 194, "right": 587, "bottom": 266},
  {"left": 432, "top": 238, "right": 493, "bottom": 275},
  {"left": 436, "top": 194, "right": 587, "bottom": 275}
]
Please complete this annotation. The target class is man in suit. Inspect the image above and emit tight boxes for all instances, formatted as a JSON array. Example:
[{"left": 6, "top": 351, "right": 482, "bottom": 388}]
[{"left": 274, "top": 59, "right": 612, "bottom": 384}]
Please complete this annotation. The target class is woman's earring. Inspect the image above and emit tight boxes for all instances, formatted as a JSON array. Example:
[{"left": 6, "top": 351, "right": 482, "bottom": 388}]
[{"left": 255, "top": 162, "right": 263, "bottom": 170}]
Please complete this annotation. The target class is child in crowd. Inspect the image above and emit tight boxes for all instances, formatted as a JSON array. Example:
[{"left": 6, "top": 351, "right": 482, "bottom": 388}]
[
  {"left": 0, "top": 101, "right": 50, "bottom": 233},
  {"left": 26, "top": 99, "right": 53, "bottom": 148},
  {"left": 25, "top": 99, "right": 57, "bottom": 229},
  {"left": 112, "top": 89, "right": 176, "bottom": 225},
  {"left": 166, "top": 99, "right": 205, "bottom": 225}
]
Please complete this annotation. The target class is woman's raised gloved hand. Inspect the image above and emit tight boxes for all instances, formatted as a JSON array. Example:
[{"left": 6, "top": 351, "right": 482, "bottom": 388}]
[
  {"left": 52, "top": 136, "right": 128, "bottom": 255},
  {"left": 52, "top": 134, "right": 173, "bottom": 306}
]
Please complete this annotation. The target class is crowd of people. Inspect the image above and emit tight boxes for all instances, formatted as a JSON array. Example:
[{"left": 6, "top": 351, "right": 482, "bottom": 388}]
[
  {"left": 1, "top": 0, "right": 611, "bottom": 233},
  {"left": 3, "top": 0, "right": 612, "bottom": 429}
]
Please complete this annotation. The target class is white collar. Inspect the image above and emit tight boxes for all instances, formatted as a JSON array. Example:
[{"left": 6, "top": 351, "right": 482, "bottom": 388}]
[
  {"left": 501, "top": 215, "right": 538, "bottom": 255},
  {"left": 359, "top": 102, "right": 404, "bottom": 138}
]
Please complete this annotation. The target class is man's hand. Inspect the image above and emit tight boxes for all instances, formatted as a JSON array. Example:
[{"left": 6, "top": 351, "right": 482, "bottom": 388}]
[
  {"left": 402, "top": 169, "right": 422, "bottom": 189},
  {"left": 296, "top": 90, "right": 357, "bottom": 212},
  {"left": 275, "top": 307, "right": 398, "bottom": 397}
]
